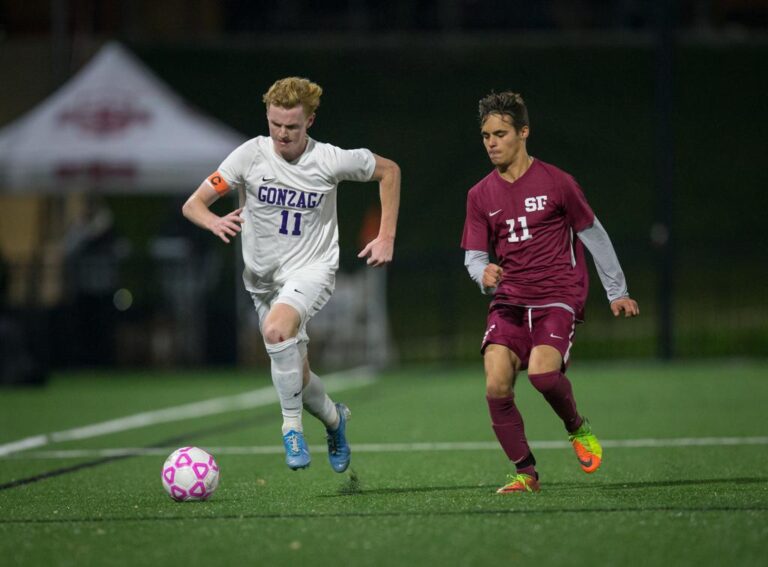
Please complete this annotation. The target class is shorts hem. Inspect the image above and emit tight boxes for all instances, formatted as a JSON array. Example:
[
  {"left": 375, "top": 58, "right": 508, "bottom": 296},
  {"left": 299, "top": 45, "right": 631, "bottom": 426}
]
[{"left": 273, "top": 296, "right": 308, "bottom": 323}]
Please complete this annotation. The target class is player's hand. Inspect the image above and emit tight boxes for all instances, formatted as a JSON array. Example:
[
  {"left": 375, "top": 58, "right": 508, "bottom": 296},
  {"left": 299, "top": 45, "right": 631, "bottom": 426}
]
[
  {"left": 357, "top": 235, "right": 394, "bottom": 267},
  {"left": 482, "top": 263, "right": 503, "bottom": 288},
  {"left": 210, "top": 207, "right": 245, "bottom": 244},
  {"left": 610, "top": 297, "right": 639, "bottom": 318}
]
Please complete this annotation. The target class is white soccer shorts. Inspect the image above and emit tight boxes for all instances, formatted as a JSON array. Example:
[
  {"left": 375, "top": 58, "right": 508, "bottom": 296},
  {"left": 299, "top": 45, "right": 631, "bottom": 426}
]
[{"left": 250, "top": 269, "right": 335, "bottom": 344}]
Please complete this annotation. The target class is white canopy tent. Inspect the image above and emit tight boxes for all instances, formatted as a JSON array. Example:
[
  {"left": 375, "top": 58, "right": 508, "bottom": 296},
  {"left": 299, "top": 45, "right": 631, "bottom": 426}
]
[
  {"left": 0, "top": 42, "right": 245, "bottom": 194},
  {"left": 0, "top": 43, "right": 248, "bottom": 367}
]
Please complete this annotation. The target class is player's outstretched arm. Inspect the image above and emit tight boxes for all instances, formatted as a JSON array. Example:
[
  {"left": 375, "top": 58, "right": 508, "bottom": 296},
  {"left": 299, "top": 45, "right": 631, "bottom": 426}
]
[
  {"left": 358, "top": 154, "right": 401, "bottom": 267},
  {"left": 182, "top": 181, "right": 244, "bottom": 244},
  {"left": 577, "top": 217, "right": 639, "bottom": 318}
]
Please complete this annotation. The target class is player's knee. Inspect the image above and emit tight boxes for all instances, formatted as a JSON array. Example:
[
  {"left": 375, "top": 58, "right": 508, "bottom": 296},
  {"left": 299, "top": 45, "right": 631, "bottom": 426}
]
[
  {"left": 528, "top": 345, "right": 563, "bottom": 376},
  {"left": 485, "top": 373, "right": 514, "bottom": 398},
  {"left": 262, "top": 304, "right": 301, "bottom": 345},
  {"left": 262, "top": 323, "right": 294, "bottom": 345},
  {"left": 486, "top": 384, "right": 512, "bottom": 398},
  {"left": 528, "top": 370, "right": 560, "bottom": 394},
  {"left": 262, "top": 326, "right": 280, "bottom": 344}
]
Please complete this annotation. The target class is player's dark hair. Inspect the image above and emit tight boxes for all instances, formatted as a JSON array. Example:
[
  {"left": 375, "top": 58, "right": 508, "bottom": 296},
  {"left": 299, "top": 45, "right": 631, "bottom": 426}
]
[{"left": 478, "top": 91, "right": 529, "bottom": 131}]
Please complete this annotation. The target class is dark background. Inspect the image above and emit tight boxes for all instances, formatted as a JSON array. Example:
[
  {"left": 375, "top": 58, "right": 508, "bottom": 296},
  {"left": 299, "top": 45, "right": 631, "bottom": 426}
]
[{"left": 1, "top": 1, "right": 766, "bottom": 372}]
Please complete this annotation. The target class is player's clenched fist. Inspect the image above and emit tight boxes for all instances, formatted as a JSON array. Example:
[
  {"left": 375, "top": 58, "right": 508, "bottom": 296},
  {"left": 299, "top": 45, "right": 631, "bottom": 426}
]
[{"left": 482, "top": 263, "right": 503, "bottom": 288}]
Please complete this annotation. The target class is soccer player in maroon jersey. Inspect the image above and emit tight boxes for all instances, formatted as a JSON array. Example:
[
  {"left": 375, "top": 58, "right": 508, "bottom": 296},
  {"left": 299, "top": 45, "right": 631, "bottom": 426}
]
[{"left": 461, "top": 92, "right": 639, "bottom": 494}]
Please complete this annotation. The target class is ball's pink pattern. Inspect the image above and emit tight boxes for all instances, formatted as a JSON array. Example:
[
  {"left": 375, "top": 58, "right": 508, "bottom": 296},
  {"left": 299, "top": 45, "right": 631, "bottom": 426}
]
[
  {"left": 161, "top": 447, "right": 220, "bottom": 502},
  {"left": 175, "top": 453, "right": 193, "bottom": 467},
  {"left": 193, "top": 463, "right": 209, "bottom": 479},
  {"left": 188, "top": 482, "right": 207, "bottom": 498},
  {"left": 170, "top": 485, "right": 187, "bottom": 500}
]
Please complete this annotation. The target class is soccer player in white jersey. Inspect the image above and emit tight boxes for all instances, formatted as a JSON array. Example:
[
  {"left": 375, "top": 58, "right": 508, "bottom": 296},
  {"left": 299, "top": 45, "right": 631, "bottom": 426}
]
[{"left": 182, "top": 77, "right": 400, "bottom": 473}]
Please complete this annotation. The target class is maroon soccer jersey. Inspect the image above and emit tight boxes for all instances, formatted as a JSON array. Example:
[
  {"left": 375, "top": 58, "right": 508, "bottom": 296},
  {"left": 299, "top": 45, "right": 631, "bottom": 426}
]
[{"left": 461, "top": 159, "right": 595, "bottom": 319}]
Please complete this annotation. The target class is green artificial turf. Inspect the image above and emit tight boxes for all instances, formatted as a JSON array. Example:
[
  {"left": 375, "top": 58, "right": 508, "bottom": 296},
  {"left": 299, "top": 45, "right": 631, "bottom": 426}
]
[{"left": 1, "top": 361, "right": 767, "bottom": 566}]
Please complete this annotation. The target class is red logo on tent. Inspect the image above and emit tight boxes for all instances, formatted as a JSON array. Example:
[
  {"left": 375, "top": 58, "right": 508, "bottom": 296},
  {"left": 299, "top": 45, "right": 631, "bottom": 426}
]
[
  {"left": 56, "top": 163, "right": 136, "bottom": 181},
  {"left": 58, "top": 92, "right": 151, "bottom": 136}
]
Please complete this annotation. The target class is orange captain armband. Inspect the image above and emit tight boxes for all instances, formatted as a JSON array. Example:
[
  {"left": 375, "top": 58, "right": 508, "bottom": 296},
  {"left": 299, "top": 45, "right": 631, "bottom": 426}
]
[{"left": 206, "top": 171, "right": 230, "bottom": 195}]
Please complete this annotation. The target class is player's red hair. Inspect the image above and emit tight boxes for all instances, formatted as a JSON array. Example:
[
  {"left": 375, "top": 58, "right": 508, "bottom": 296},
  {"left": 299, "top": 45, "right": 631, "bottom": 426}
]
[{"left": 263, "top": 77, "right": 323, "bottom": 117}]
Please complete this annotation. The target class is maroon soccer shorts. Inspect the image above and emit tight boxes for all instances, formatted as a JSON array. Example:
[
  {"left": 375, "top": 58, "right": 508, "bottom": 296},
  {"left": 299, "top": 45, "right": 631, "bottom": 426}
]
[{"left": 480, "top": 305, "right": 576, "bottom": 369}]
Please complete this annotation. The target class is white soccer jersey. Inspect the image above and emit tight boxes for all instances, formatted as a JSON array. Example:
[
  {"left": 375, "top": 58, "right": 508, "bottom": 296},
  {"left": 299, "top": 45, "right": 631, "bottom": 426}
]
[{"left": 212, "top": 136, "right": 376, "bottom": 293}]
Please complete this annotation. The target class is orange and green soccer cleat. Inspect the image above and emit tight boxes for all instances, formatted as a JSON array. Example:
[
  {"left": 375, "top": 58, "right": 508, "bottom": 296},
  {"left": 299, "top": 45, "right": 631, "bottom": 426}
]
[
  {"left": 496, "top": 473, "right": 541, "bottom": 494},
  {"left": 568, "top": 418, "right": 602, "bottom": 473}
]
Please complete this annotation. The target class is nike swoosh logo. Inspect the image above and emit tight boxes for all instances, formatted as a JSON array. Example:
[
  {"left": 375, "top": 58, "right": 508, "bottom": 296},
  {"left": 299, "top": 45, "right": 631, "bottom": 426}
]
[
  {"left": 550, "top": 333, "right": 564, "bottom": 339},
  {"left": 292, "top": 391, "right": 302, "bottom": 398},
  {"left": 578, "top": 456, "right": 592, "bottom": 468},
  {"left": 294, "top": 289, "right": 304, "bottom": 295},
  {"left": 489, "top": 209, "right": 503, "bottom": 217},
  {"left": 262, "top": 176, "right": 276, "bottom": 182}
]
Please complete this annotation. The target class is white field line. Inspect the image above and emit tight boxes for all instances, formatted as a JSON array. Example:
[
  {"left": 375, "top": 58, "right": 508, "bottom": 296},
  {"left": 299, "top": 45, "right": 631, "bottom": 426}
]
[
  {"left": 5, "top": 436, "right": 768, "bottom": 460},
  {"left": 0, "top": 367, "right": 376, "bottom": 458}
]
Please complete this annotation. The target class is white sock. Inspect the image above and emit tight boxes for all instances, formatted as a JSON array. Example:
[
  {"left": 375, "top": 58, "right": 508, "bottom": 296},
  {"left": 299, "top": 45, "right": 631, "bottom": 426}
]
[
  {"left": 303, "top": 372, "right": 339, "bottom": 430},
  {"left": 265, "top": 338, "right": 303, "bottom": 434}
]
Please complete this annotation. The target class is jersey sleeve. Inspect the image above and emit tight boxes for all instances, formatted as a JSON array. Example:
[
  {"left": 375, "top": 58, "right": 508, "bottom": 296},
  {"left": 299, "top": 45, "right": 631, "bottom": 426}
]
[
  {"left": 461, "top": 190, "right": 490, "bottom": 251},
  {"left": 326, "top": 146, "right": 376, "bottom": 183},
  {"left": 210, "top": 140, "right": 255, "bottom": 194},
  {"left": 561, "top": 174, "right": 595, "bottom": 233}
]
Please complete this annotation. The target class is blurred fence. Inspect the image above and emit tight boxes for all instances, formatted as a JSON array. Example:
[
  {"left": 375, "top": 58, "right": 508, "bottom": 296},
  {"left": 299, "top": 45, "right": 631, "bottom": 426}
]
[
  {"left": 1, "top": 229, "right": 765, "bottom": 371},
  {"left": 385, "top": 244, "right": 767, "bottom": 364}
]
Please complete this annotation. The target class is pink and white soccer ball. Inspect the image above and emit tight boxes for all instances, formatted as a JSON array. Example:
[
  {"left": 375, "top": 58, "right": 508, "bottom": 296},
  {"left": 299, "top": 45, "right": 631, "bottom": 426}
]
[{"left": 161, "top": 446, "right": 220, "bottom": 501}]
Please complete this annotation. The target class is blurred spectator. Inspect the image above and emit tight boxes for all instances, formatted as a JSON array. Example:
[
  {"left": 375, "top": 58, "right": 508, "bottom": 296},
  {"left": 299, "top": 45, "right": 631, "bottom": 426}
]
[
  {"left": 0, "top": 253, "right": 7, "bottom": 310},
  {"left": 62, "top": 196, "right": 124, "bottom": 366},
  {"left": 0, "top": 251, "right": 49, "bottom": 386}
]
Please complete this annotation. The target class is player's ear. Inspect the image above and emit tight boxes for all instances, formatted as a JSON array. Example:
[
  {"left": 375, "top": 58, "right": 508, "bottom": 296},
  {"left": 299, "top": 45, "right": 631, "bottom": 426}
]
[
  {"left": 306, "top": 113, "right": 316, "bottom": 129},
  {"left": 520, "top": 125, "right": 530, "bottom": 140}
]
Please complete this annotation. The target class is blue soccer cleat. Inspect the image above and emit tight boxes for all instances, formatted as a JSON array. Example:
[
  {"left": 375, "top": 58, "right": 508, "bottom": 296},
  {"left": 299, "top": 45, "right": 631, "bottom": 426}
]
[
  {"left": 283, "top": 430, "right": 311, "bottom": 470},
  {"left": 326, "top": 403, "right": 351, "bottom": 473}
]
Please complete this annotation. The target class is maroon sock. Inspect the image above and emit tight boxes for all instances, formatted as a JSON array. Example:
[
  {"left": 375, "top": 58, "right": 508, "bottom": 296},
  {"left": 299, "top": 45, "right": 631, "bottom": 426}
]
[
  {"left": 528, "top": 370, "right": 583, "bottom": 433},
  {"left": 486, "top": 395, "right": 535, "bottom": 473}
]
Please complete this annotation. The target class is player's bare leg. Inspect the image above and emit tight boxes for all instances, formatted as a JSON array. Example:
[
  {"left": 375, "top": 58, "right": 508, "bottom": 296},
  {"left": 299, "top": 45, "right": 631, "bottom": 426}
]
[
  {"left": 263, "top": 303, "right": 310, "bottom": 470},
  {"left": 528, "top": 345, "right": 602, "bottom": 473},
  {"left": 484, "top": 345, "right": 540, "bottom": 493}
]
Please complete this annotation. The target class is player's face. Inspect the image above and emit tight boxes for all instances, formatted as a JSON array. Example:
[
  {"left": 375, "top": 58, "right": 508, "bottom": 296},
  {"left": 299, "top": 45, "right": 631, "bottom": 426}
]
[
  {"left": 481, "top": 114, "right": 529, "bottom": 168},
  {"left": 266, "top": 104, "right": 315, "bottom": 161}
]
